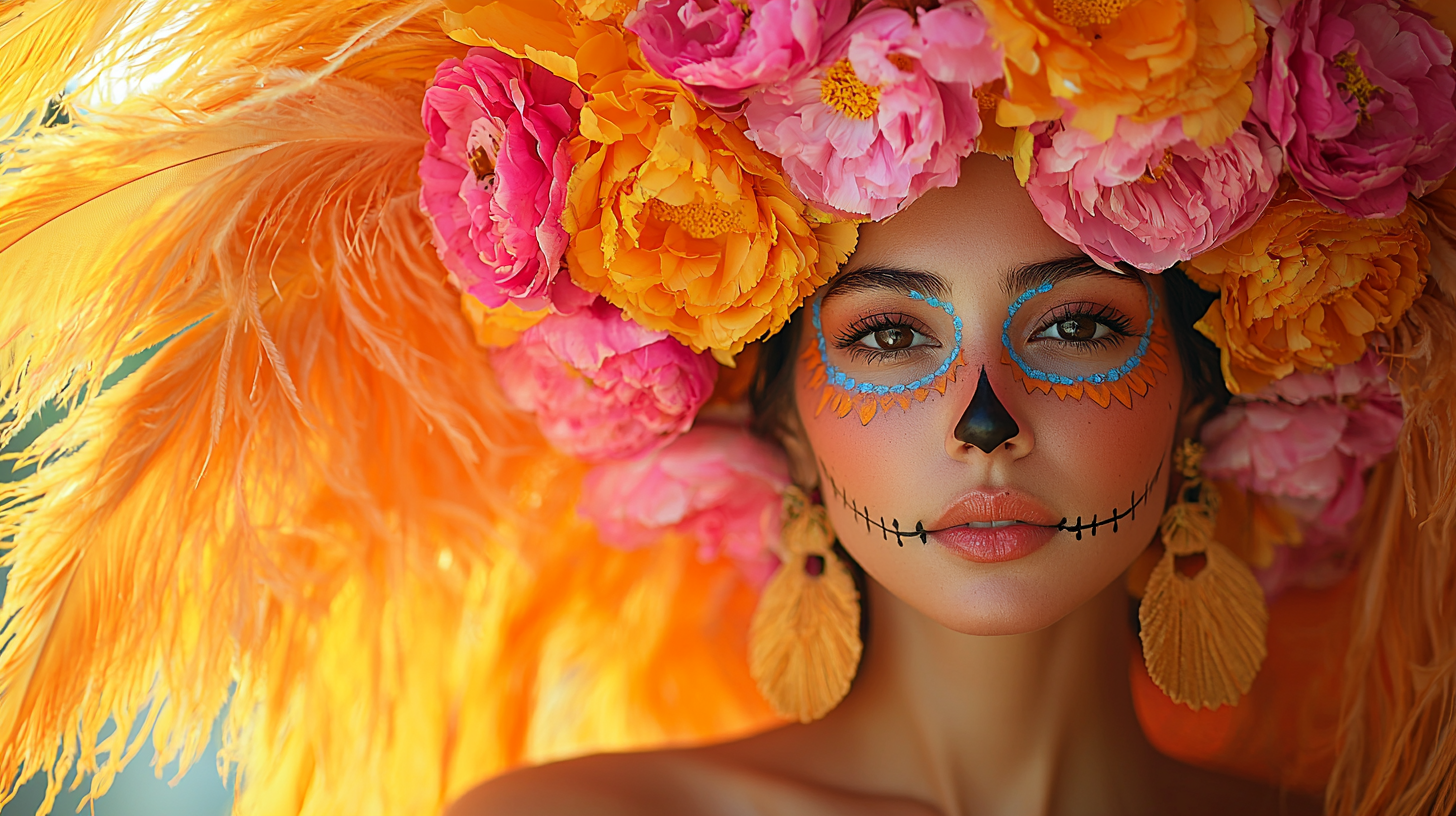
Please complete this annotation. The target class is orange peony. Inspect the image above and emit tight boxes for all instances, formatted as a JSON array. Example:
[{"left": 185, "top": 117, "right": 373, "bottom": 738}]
[
  {"left": 443, "top": 0, "right": 615, "bottom": 86},
  {"left": 977, "top": 0, "right": 1262, "bottom": 147},
  {"left": 1183, "top": 188, "right": 1428, "bottom": 394},
  {"left": 563, "top": 33, "right": 857, "bottom": 357}
]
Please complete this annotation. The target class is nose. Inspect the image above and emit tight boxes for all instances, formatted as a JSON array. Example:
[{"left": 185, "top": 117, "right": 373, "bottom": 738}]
[{"left": 955, "top": 367, "right": 1021, "bottom": 453}]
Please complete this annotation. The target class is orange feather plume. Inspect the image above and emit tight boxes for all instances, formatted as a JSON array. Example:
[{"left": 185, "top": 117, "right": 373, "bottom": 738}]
[{"left": 0, "top": 4, "right": 773, "bottom": 814}]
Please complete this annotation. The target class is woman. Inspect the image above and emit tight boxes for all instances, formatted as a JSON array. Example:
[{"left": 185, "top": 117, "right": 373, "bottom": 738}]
[
  {"left": 451, "top": 155, "right": 1319, "bottom": 814},
  {"left": 0, "top": 0, "right": 1452, "bottom": 814}
]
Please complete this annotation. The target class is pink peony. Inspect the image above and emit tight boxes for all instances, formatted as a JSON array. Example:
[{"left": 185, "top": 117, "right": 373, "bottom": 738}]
[
  {"left": 490, "top": 300, "right": 718, "bottom": 461},
  {"left": 1025, "top": 117, "right": 1283, "bottom": 272},
  {"left": 578, "top": 423, "right": 791, "bottom": 587},
  {"left": 1204, "top": 352, "right": 1402, "bottom": 596},
  {"left": 743, "top": 1, "right": 1001, "bottom": 220},
  {"left": 1202, "top": 351, "right": 1402, "bottom": 521},
  {"left": 1204, "top": 399, "right": 1352, "bottom": 502},
  {"left": 627, "top": 0, "right": 851, "bottom": 109},
  {"left": 419, "top": 48, "right": 592, "bottom": 312},
  {"left": 1250, "top": 0, "right": 1456, "bottom": 219}
]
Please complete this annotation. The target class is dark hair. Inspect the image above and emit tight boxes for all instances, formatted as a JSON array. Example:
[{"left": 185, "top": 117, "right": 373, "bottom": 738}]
[{"left": 749, "top": 265, "right": 1229, "bottom": 446}]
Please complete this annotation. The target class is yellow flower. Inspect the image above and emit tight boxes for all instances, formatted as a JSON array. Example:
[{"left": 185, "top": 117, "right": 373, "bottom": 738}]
[
  {"left": 1184, "top": 189, "right": 1429, "bottom": 394},
  {"left": 563, "top": 36, "right": 857, "bottom": 355},
  {"left": 978, "top": 0, "right": 1262, "bottom": 147},
  {"left": 460, "top": 295, "right": 548, "bottom": 347}
]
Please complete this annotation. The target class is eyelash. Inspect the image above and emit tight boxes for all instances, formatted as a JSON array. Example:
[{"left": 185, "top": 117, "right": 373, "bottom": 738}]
[
  {"left": 1030, "top": 302, "right": 1134, "bottom": 349},
  {"left": 832, "top": 312, "right": 939, "bottom": 362}
]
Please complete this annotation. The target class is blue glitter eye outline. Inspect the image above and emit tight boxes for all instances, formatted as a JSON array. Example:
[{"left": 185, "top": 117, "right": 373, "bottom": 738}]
[
  {"left": 812, "top": 291, "right": 963, "bottom": 396},
  {"left": 1002, "top": 276, "right": 1159, "bottom": 387}
]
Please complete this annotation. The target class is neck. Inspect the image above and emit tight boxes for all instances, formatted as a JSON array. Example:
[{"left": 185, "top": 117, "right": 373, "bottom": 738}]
[{"left": 809, "top": 577, "right": 1165, "bottom": 816}]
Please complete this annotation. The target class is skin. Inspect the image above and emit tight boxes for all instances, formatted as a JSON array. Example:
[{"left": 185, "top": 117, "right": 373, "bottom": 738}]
[
  {"left": 804, "top": 167, "right": 1176, "bottom": 636},
  {"left": 448, "top": 156, "right": 1323, "bottom": 816}
]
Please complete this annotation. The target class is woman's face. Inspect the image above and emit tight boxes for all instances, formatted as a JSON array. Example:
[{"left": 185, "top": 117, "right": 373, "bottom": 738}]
[{"left": 794, "top": 155, "right": 1183, "bottom": 635}]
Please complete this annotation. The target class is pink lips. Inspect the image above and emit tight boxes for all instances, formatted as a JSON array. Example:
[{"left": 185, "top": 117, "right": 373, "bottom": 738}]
[{"left": 928, "top": 490, "right": 1060, "bottom": 564}]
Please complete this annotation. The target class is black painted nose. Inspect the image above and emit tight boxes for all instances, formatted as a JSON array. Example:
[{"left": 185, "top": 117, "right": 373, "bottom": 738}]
[{"left": 955, "top": 368, "right": 1020, "bottom": 453}]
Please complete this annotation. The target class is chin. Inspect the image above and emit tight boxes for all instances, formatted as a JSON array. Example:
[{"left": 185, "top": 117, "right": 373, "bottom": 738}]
[{"left": 852, "top": 531, "right": 1146, "bottom": 636}]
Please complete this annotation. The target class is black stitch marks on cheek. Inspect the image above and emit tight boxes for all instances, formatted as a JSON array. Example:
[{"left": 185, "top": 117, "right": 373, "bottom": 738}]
[
  {"left": 818, "top": 460, "right": 927, "bottom": 546},
  {"left": 1054, "top": 456, "right": 1165, "bottom": 541}
]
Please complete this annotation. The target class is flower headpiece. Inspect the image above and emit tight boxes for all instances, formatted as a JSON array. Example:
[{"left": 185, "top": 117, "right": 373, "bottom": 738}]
[{"left": 424, "top": 0, "right": 1453, "bottom": 599}]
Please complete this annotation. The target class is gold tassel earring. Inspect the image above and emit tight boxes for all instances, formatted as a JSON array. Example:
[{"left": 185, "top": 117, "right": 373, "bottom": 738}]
[
  {"left": 748, "top": 486, "right": 863, "bottom": 723},
  {"left": 1139, "top": 440, "right": 1269, "bottom": 709}
]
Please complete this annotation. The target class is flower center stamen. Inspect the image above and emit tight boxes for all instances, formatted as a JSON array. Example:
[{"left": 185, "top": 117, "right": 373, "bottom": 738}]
[
  {"left": 1140, "top": 148, "right": 1175, "bottom": 183},
  {"left": 1052, "top": 0, "right": 1135, "bottom": 28},
  {"left": 728, "top": 0, "right": 751, "bottom": 29},
  {"left": 886, "top": 53, "right": 915, "bottom": 73},
  {"left": 647, "top": 198, "right": 744, "bottom": 239},
  {"left": 1334, "top": 51, "right": 1383, "bottom": 121},
  {"left": 974, "top": 84, "right": 1003, "bottom": 111},
  {"left": 468, "top": 146, "right": 494, "bottom": 181},
  {"left": 820, "top": 59, "right": 880, "bottom": 120}
]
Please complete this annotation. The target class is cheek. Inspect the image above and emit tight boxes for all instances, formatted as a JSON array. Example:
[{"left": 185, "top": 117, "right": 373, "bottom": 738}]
[
  {"left": 801, "top": 386, "right": 941, "bottom": 497},
  {"left": 1002, "top": 320, "right": 1179, "bottom": 529},
  {"left": 796, "top": 360, "right": 957, "bottom": 540},
  {"left": 1027, "top": 388, "right": 1178, "bottom": 528}
]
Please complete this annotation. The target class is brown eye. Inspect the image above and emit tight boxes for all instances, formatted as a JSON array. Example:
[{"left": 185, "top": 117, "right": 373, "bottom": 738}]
[
  {"left": 873, "top": 328, "right": 912, "bottom": 349},
  {"left": 1037, "top": 314, "right": 1111, "bottom": 343},
  {"left": 849, "top": 319, "right": 934, "bottom": 353},
  {"left": 1056, "top": 318, "right": 1097, "bottom": 341}
]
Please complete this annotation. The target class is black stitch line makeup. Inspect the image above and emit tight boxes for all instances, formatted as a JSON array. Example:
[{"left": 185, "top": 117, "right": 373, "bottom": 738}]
[
  {"left": 818, "top": 456, "right": 1166, "bottom": 546},
  {"left": 820, "top": 463, "right": 927, "bottom": 547},
  {"left": 1053, "top": 456, "right": 1165, "bottom": 540}
]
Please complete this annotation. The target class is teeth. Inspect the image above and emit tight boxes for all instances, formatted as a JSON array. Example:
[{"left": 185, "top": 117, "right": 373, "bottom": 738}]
[{"left": 966, "top": 520, "right": 1018, "bottom": 529}]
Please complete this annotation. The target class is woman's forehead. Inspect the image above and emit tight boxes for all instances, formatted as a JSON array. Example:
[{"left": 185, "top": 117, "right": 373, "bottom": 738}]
[
  {"left": 843, "top": 154, "right": 1080, "bottom": 287},
  {"left": 829, "top": 155, "right": 1143, "bottom": 302}
]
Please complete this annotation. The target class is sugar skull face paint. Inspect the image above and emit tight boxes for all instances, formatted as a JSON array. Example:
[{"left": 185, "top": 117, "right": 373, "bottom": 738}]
[
  {"left": 804, "top": 286, "right": 969, "bottom": 426},
  {"left": 1001, "top": 276, "right": 1170, "bottom": 410},
  {"left": 1001, "top": 277, "right": 1172, "bottom": 409},
  {"left": 792, "top": 154, "right": 1185, "bottom": 636}
]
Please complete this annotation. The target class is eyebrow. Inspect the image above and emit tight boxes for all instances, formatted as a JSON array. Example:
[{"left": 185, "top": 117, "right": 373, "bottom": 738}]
[
  {"left": 1002, "top": 256, "right": 1135, "bottom": 296},
  {"left": 819, "top": 255, "right": 1135, "bottom": 307},
  {"left": 820, "top": 265, "right": 950, "bottom": 305}
]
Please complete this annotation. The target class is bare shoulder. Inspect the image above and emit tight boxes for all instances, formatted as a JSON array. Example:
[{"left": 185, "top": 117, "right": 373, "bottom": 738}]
[
  {"left": 444, "top": 750, "right": 709, "bottom": 816},
  {"left": 444, "top": 733, "right": 932, "bottom": 816},
  {"left": 446, "top": 730, "right": 1323, "bottom": 816}
]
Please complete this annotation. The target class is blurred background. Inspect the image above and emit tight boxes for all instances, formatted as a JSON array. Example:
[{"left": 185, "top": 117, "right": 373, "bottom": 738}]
[{"left": 1, "top": 351, "right": 234, "bottom": 816}]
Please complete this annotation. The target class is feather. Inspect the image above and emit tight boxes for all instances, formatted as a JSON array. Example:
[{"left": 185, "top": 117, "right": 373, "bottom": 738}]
[
  {"left": 0, "top": 0, "right": 446, "bottom": 140},
  {"left": 0, "top": 8, "right": 775, "bottom": 815},
  {"left": 1325, "top": 238, "right": 1456, "bottom": 815},
  {"left": 0, "top": 71, "right": 495, "bottom": 812},
  {"left": 0, "top": 0, "right": 134, "bottom": 133}
]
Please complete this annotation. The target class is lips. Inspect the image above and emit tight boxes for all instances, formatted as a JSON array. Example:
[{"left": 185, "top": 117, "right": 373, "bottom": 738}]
[{"left": 928, "top": 490, "right": 1061, "bottom": 563}]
